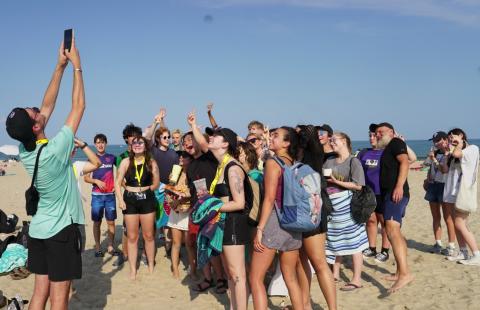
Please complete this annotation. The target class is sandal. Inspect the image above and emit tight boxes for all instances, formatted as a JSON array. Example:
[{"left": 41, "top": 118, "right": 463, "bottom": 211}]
[
  {"left": 107, "top": 249, "right": 121, "bottom": 256},
  {"left": 94, "top": 250, "right": 105, "bottom": 258},
  {"left": 10, "top": 266, "right": 31, "bottom": 280},
  {"left": 215, "top": 278, "right": 228, "bottom": 294},
  {"left": 340, "top": 283, "right": 363, "bottom": 291},
  {"left": 192, "top": 278, "right": 214, "bottom": 292}
]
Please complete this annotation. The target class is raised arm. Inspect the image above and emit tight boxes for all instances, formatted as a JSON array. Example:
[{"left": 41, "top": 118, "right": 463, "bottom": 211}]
[
  {"left": 187, "top": 110, "right": 209, "bottom": 153},
  {"left": 144, "top": 108, "right": 166, "bottom": 144},
  {"left": 74, "top": 138, "right": 101, "bottom": 175},
  {"left": 40, "top": 42, "right": 69, "bottom": 125},
  {"left": 207, "top": 102, "right": 219, "bottom": 130},
  {"left": 63, "top": 36, "right": 85, "bottom": 135}
]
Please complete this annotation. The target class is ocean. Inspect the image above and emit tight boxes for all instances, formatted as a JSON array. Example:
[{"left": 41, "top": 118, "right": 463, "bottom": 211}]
[{"left": 3, "top": 139, "right": 480, "bottom": 162}]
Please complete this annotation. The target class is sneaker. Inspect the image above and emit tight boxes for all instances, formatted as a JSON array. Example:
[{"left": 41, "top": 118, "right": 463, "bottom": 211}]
[
  {"left": 141, "top": 254, "right": 148, "bottom": 266},
  {"left": 375, "top": 251, "right": 389, "bottom": 263},
  {"left": 458, "top": 255, "right": 480, "bottom": 266},
  {"left": 440, "top": 246, "right": 456, "bottom": 257},
  {"left": 363, "top": 248, "right": 376, "bottom": 258},
  {"left": 446, "top": 251, "right": 468, "bottom": 262},
  {"left": 430, "top": 243, "right": 443, "bottom": 254},
  {"left": 113, "top": 254, "right": 125, "bottom": 267}
]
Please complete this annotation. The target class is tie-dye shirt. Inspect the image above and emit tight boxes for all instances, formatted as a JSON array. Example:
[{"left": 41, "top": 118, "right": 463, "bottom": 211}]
[{"left": 92, "top": 153, "right": 116, "bottom": 194}]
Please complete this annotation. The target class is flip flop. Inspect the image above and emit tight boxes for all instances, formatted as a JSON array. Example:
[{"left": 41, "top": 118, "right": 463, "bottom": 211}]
[
  {"left": 9, "top": 266, "right": 31, "bottom": 280},
  {"left": 191, "top": 278, "right": 214, "bottom": 292},
  {"left": 215, "top": 278, "right": 228, "bottom": 294},
  {"left": 340, "top": 283, "right": 363, "bottom": 291}
]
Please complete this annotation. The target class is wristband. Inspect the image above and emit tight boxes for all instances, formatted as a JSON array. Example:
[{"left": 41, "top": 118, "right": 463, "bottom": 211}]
[{"left": 80, "top": 142, "right": 88, "bottom": 149}]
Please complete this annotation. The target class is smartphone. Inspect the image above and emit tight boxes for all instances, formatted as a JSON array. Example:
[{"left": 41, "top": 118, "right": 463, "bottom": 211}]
[{"left": 64, "top": 29, "right": 73, "bottom": 52}]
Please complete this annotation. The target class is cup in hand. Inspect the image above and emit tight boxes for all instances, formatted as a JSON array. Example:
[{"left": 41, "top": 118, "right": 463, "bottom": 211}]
[
  {"left": 193, "top": 178, "right": 208, "bottom": 198},
  {"left": 323, "top": 168, "right": 332, "bottom": 179},
  {"left": 169, "top": 164, "right": 182, "bottom": 185}
]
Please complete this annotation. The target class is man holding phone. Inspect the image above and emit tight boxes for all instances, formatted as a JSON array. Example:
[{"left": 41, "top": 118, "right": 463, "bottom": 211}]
[{"left": 5, "top": 32, "right": 85, "bottom": 309}]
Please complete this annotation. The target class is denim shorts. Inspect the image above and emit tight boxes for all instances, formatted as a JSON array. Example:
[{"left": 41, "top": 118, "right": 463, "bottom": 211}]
[
  {"left": 91, "top": 194, "right": 117, "bottom": 222},
  {"left": 383, "top": 193, "right": 409, "bottom": 225},
  {"left": 424, "top": 182, "right": 445, "bottom": 203}
]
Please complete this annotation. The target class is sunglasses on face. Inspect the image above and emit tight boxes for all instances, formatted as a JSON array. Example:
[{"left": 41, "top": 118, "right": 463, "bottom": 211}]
[
  {"left": 247, "top": 138, "right": 257, "bottom": 144},
  {"left": 162, "top": 136, "right": 170, "bottom": 140},
  {"left": 132, "top": 141, "right": 145, "bottom": 146},
  {"left": 318, "top": 131, "right": 327, "bottom": 136}
]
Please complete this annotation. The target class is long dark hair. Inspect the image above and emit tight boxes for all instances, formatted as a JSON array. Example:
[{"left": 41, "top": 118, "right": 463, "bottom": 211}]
[
  {"left": 280, "top": 126, "right": 299, "bottom": 160},
  {"left": 236, "top": 142, "right": 259, "bottom": 171},
  {"left": 447, "top": 128, "right": 468, "bottom": 166},
  {"left": 297, "top": 125, "right": 324, "bottom": 174},
  {"left": 128, "top": 135, "right": 153, "bottom": 172}
]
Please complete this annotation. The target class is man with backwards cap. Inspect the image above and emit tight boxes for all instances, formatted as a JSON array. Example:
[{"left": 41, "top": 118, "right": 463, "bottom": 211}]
[
  {"left": 6, "top": 37, "right": 85, "bottom": 309},
  {"left": 374, "top": 122, "right": 414, "bottom": 293}
]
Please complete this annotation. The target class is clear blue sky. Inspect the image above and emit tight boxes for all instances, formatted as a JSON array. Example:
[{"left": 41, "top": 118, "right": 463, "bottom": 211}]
[{"left": 1, "top": 0, "right": 479, "bottom": 145}]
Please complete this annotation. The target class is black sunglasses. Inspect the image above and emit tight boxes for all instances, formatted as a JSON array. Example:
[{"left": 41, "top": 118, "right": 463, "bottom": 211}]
[{"left": 247, "top": 138, "right": 257, "bottom": 144}]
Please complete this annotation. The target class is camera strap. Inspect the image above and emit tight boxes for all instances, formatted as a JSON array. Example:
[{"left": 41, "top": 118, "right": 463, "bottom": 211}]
[{"left": 31, "top": 143, "right": 48, "bottom": 188}]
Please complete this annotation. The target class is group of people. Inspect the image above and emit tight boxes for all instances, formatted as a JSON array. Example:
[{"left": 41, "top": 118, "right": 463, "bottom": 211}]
[{"left": 4, "top": 38, "right": 480, "bottom": 310}]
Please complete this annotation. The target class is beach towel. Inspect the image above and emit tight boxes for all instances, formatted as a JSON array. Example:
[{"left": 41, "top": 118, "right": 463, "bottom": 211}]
[
  {"left": 0, "top": 243, "right": 27, "bottom": 274},
  {"left": 191, "top": 195, "right": 225, "bottom": 268},
  {"left": 154, "top": 184, "right": 170, "bottom": 229}
]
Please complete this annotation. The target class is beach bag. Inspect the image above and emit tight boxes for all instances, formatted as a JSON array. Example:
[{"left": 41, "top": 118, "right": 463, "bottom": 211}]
[
  {"left": 348, "top": 158, "right": 377, "bottom": 224},
  {"left": 25, "top": 144, "right": 47, "bottom": 216},
  {"left": 0, "top": 210, "right": 18, "bottom": 234},
  {"left": 456, "top": 157, "right": 479, "bottom": 213},
  {"left": 273, "top": 157, "right": 322, "bottom": 232},
  {"left": 247, "top": 176, "right": 264, "bottom": 225}
]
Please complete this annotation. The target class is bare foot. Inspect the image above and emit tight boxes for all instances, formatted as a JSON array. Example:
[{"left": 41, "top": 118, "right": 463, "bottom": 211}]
[
  {"left": 172, "top": 269, "right": 180, "bottom": 279},
  {"left": 388, "top": 274, "right": 414, "bottom": 293},
  {"left": 148, "top": 265, "right": 154, "bottom": 274},
  {"left": 130, "top": 271, "right": 137, "bottom": 280},
  {"left": 383, "top": 274, "right": 398, "bottom": 282}
]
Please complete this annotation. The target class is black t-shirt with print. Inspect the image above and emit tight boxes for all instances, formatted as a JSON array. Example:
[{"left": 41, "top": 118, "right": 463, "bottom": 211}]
[
  {"left": 186, "top": 151, "right": 218, "bottom": 207},
  {"left": 380, "top": 138, "right": 409, "bottom": 198}
]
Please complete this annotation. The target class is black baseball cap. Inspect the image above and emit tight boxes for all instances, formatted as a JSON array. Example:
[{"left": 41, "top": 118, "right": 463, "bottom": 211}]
[
  {"left": 429, "top": 131, "right": 448, "bottom": 143},
  {"left": 6, "top": 108, "right": 36, "bottom": 152},
  {"left": 315, "top": 124, "right": 333, "bottom": 135},
  {"left": 370, "top": 122, "right": 395, "bottom": 132}
]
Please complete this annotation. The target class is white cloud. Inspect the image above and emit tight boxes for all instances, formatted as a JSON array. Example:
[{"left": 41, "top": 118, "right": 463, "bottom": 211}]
[{"left": 198, "top": 0, "right": 480, "bottom": 26}]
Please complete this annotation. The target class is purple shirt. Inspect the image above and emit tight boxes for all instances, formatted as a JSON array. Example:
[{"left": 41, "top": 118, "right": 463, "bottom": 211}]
[{"left": 357, "top": 148, "right": 383, "bottom": 195}]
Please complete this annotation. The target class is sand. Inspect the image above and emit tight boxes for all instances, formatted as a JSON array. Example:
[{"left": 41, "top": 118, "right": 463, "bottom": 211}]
[{"left": 1, "top": 162, "right": 480, "bottom": 309}]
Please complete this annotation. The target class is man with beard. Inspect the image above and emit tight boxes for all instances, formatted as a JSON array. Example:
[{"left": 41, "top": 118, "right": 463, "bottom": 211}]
[{"left": 374, "top": 122, "right": 414, "bottom": 293}]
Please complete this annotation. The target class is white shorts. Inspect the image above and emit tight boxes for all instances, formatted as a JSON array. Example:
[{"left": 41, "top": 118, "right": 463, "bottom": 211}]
[{"left": 167, "top": 211, "right": 189, "bottom": 231}]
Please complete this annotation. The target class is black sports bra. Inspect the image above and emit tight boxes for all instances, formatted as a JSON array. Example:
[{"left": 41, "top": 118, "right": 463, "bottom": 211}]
[
  {"left": 213, "top": 162, "right": 253, "bottom": 207},
  {"left": 125, "top": 163, "right": 153, "bottom": 187}
]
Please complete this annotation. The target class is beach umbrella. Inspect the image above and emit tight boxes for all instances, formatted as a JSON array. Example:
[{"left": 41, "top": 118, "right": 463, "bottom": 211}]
[{"left": 0, "top": 144, "right": 19, "bottom": 156}]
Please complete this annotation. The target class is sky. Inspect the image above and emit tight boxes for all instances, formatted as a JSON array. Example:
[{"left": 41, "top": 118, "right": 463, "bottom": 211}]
[{"left": 1, "top": 0, "right": 479, "bottom": 145}]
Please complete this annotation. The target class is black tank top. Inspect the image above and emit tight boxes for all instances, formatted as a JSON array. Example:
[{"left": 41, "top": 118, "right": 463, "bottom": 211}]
[
  {"left": 125, "top": 162, "right": 153, "bottom": 187},
  {"left": 213, "top": 162, "right": 253, "bottom": 209}
]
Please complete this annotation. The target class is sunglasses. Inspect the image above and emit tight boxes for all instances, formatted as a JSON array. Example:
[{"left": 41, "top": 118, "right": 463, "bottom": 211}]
[
  {"left": 318, "top": 130, "right": 327, "bottom": 136},
  {"left": 162, "top": 136, "right": 170, "bottom": 140},
  {"left": 132, "top": 141, "right": 145, "bottom": 146},
  {"left": 247, "top": 138, "right": 257, "bottom": 144}
]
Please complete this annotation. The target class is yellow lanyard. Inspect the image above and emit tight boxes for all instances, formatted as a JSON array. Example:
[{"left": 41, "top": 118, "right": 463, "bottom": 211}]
[
  {"left": 36, "top": 139, "right": 49, "bottom": 145},
  {"left": 209, "top": 154, "right": 231, "bottom": 195},
  {"left": 73, "top": 165, "right": 78, "bottom": 178},
  {"left": 134, "top": 158, "right": 145, "bottom": 186}
]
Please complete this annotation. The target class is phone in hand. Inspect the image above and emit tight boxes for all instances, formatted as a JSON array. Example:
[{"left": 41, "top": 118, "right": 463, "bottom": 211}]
[{"left": 64, "top": 29, "right": 73, "bottom": 52}]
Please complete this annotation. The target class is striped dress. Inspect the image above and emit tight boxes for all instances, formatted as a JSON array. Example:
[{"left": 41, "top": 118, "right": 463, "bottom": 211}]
[{"left": 325, "top": 190, "right": 369, "bottom": 264}]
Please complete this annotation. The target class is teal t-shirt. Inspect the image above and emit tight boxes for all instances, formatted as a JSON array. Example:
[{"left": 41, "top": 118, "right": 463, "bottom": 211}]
[{"left": 20, "top": 126, "right": 84, "bottom": 239}]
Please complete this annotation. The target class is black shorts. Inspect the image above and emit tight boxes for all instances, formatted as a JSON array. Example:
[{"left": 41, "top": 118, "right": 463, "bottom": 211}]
[
  {"left": 123, "top": 190, "right": 157, "bottom": 215},
  {"left": 223, "top": 212, "right": 250, "bottom": 246},
  {"left": 28, "top": 224, "right": 82, "bottom": 282},
  {"left": 303, "top": 204, "right": 329, "bottom": 238},
  {"left": 375, "top": 194, "right": 385, "bottom": 214}
]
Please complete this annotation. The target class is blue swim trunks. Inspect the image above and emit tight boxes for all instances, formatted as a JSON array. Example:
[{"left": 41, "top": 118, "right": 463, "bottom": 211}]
[
  {"left": 383, "top": 193, "right": 409, "bottom": 225},
  {"left": 91, "top": 194, "right": 117, "bottom": 222}
]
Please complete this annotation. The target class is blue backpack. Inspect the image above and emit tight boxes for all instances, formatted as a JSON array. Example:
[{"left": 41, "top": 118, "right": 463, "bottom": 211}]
[{"left": 273, "top": 157, "right": 322, "bottom": 232}]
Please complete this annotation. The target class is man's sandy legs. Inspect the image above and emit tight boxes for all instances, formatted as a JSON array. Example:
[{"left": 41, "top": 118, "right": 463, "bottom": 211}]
[{"left": 385, "top": 219, "right": 414, "bottom": 293}]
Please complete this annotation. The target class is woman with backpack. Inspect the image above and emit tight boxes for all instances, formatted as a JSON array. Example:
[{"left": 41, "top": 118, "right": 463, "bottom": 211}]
[
  {"left": 208, "top": 128, "right": 252, "bottom": 310},
  {"left": 250, "top": 127, "right": 304, "bottom": 310},
  {"left": 324, "top": 132, "right": 368, "bottom": 291},
  {"left": 295, "top": 125, "right": 337, "bottom": 309}
]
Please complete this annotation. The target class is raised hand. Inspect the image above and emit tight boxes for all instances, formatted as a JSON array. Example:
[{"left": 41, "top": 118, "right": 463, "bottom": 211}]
[
  {"left": 187, "top": 110, "right": 197, "bottom": 127},
  {"left": 207, "top": 102, "right": 214, "bottom": 112},
  {"left": 57, "top": 41, "right": 68, "bottom": 68},
  {"left": 155, "top": 108, "right": 166, "bottom": 123},
  {"left": 65, "top": 35, "right": 81, "bottom": 69}
]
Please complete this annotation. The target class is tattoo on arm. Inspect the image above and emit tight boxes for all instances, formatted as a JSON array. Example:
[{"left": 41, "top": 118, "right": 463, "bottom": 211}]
[{"left": 231, "top": 170, "right": 244, "bottom": 195}]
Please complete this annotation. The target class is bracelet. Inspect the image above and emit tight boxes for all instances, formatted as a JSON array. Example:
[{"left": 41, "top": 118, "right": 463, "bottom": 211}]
[
  {"left": 80, "top": 142, "right": 88, "bottom": 149},
  {"left": 257, "top": 227, "right": 264, "bottom": 232},
  {"left": 74, "top": 68, "right": 82, "bottom": 72}
]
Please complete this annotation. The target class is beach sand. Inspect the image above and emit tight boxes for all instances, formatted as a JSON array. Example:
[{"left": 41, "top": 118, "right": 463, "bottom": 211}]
[{"left": 1, "top": 162, "right": 480, "bottom": 309}]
